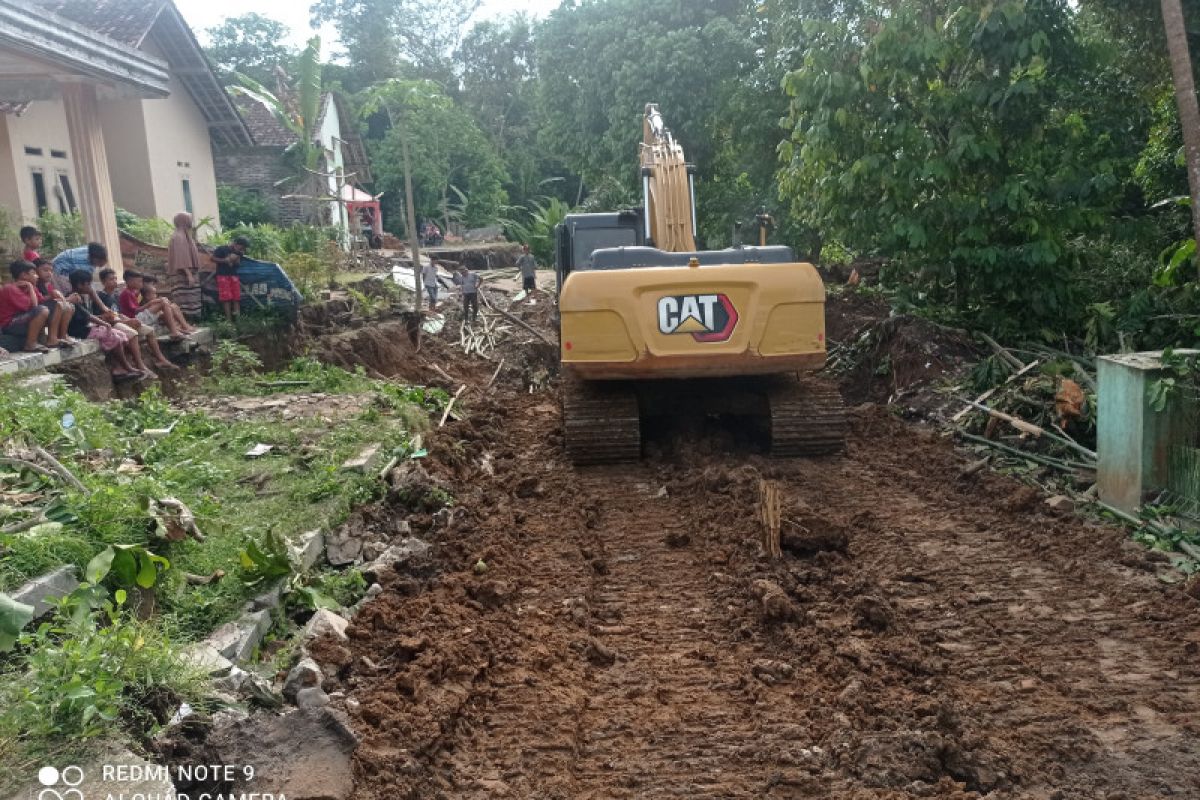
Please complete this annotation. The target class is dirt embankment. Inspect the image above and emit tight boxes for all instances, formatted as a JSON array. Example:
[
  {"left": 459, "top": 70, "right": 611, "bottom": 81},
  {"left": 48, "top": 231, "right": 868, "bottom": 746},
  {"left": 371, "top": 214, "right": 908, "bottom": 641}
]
[{"left": 282, "top": 290, "right": 1200, "bottom": 800}]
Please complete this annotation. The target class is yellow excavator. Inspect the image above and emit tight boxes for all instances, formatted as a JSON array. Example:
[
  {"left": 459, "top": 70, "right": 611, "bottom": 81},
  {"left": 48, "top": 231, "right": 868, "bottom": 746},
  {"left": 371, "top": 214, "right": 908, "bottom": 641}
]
[{"left": 555, "top": 104, "right": 845, "bottom": 464}]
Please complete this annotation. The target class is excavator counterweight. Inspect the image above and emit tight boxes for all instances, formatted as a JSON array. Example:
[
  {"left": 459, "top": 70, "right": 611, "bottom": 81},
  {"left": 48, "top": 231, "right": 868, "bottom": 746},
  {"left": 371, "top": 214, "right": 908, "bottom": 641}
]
[{"left": 556, "top": 104, "right": 846, "bottom": 463}]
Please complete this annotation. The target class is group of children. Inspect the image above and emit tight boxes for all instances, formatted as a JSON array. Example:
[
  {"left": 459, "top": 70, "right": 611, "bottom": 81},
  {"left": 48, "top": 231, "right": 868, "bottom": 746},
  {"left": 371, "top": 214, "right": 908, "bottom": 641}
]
[{"left": 0, "top": 224, "right": 239, "bottom": 379}]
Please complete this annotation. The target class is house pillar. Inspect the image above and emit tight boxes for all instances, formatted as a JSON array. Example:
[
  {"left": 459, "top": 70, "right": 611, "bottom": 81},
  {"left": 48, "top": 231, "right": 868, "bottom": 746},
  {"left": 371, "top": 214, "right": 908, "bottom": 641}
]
[{"left": 60, "top": 82, "right": 123, "bottom": 276}]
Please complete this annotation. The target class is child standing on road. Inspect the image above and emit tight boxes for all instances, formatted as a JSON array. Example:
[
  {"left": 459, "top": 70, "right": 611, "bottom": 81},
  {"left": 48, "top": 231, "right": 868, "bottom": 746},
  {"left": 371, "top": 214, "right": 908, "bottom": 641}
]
[{"left": 211, "top": 244, "right": 242, "bottom": 322}]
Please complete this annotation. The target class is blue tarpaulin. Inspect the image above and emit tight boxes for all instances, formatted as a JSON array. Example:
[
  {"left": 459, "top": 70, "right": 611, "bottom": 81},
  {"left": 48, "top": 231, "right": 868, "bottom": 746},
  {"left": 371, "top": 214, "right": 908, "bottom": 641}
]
[{"left": 202, "top": 257, "right": 304, "bottom": 317}]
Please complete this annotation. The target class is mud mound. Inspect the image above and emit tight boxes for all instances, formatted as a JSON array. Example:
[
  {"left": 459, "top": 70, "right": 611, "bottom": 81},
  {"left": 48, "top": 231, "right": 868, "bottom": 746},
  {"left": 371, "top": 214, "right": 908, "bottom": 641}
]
[{"left": 826, "top": 292, "right": 978, "bottom": 415}]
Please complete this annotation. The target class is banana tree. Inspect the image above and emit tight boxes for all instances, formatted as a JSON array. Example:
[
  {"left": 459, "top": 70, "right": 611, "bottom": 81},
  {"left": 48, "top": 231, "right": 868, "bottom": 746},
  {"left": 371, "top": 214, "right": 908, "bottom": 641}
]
[{"left": 229, "top": 37, "right": 326, "bottom": 220}]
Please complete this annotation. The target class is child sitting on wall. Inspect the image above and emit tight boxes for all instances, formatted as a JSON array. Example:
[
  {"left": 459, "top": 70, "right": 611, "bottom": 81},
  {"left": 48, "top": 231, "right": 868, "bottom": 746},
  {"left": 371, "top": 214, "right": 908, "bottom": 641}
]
[
  {"left": 96, "top": 268, "right": 176, "bottom": 371},
  {"left": 0, "top": 260, "right": 52, "bottom": 353},
  {"left": 33, "top": 258, "right": 77, "bottom": 347},
  {"left": 64, "top": 269, "right": 143, "bottom": 380},
  {"left": 118, "top": 271, "right": 191, "bottom": 341}
]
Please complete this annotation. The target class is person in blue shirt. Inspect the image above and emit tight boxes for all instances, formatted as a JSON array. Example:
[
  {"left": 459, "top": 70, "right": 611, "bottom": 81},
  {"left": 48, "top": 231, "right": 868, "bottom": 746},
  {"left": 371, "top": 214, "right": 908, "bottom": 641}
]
[{"left": 52, "top": 242, "right": 108, "bottom": 277}]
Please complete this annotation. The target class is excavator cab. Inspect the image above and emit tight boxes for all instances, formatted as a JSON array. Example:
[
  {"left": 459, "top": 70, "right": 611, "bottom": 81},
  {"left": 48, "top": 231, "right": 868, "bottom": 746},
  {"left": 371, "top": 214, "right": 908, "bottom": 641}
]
[
  {"left": 554, "top": 210, "right": 644, "bottom": 291},
  {"left": 555, "top": 105, "right": 845, "bottom": 464}
]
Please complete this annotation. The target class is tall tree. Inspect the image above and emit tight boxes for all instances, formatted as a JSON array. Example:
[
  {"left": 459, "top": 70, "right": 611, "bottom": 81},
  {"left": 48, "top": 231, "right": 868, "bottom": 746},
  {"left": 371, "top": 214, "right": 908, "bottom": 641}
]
[
  {"left": 778, "top": 0, "right": 1128, "bottom": 330},
  {"left": 309, "top": 0, "right": 481, "bottom": 86},
  {"left": 1161, "top": 0, "right": 1200, "bottom": 245},
  {"left": 362, "top": 81, "right": 508, "bottom": 231},
  {"left": 204, "top": 13, "right": 296, "bottom": 87},
  {"left": 536, "top": 0, "right": 750, "bottom": 196}
]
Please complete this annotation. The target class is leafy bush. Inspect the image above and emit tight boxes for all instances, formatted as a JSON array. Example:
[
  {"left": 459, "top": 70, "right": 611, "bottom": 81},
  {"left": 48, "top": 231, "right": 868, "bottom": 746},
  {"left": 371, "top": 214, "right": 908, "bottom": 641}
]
[
  {"left": 217, "top": 185, "right": 275, "bottom": 228},
  {"left": 0, "top": 606, "right": 203, "bottom": 745},
  {"left": 115, "top": 209, "right": 173, "bottom": 246},
  {"left": 36, "top": 211, "right": 84, "bottom": 255}
]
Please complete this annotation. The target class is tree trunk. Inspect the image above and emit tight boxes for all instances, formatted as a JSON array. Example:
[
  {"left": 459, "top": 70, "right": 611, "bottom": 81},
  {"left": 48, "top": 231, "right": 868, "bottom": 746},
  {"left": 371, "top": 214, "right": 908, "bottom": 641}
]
[{"left": 1162, "top": 0, "right": 1200, "bottom": 245}]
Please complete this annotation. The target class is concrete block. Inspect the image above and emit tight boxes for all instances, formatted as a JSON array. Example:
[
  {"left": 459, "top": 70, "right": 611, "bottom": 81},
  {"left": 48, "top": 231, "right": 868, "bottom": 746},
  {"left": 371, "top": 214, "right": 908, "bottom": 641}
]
[
  {"left": 304, "top": 608, "right": 349, "bottom": 642},
  {"left": 0, "top": 358, "right": 16, "bottom": 375},
  {"left": 246, "top": 579, "right": 285, "bottom": 612},
  {"left": 41, "top": 348, "right": 62, "bottom": 367},
  {"left": 13, "top": 352, "right": 43, "bottom": 372},
  {"left": 292, "top": 529, "right": 326, "bottom": 571},
  {"left": 11, "top": 565, "right": 79, "bottom": 618},
  {"left": 205, "top": 608, "right": 272, "bottom": 662},
  {"left": 341, "top": 443, "right": 382, "bottom": 473},
  {"left": 182, "top": 642, "right": 235, "bottom": 677},
  {"left": 1098, "top": 350, "right": 1200, "bottom": 512}
]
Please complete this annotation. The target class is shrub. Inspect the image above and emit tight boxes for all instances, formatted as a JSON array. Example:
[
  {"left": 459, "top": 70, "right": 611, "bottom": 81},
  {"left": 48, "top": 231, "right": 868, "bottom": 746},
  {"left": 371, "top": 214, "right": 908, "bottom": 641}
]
[
  {"left": 36, "top": 211, "right": 84, "bottom": 255},
  {"left": 115, "top": 209, "right": 173, "bottom": 246},
  {"left": 217, "top": 185, "right": 275, "bottom": 228}
]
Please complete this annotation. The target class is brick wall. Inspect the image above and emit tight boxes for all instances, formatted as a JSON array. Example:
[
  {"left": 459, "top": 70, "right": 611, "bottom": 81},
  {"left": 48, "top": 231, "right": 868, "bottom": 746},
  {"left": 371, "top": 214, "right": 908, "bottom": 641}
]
[{"left": 213, "top": 146, "right": 309, "bottom": 226}]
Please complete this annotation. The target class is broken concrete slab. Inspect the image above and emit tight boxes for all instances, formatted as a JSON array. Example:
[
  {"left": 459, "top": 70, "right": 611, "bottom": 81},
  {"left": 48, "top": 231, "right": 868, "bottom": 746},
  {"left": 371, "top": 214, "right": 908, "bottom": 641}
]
[
  {"left": 208, "top": 708, "right": 358, "bottom": 800},
  {"left": 361, "top": 537, "right": 432, "bottom": 583},
  {"left": 181, "top": 642, "right": 234, "bottom": 678},
  {"left": 325, "top": 529, "right": 363, "bottom": 566},
  {"left": 11, "top": 565, "right": 79, "bottom": 618},
  {"left": 341, "top": 443, "right": 382, "bottom": 473},
  {"left": 292, "top": 529, "right": 325, "bottom": 571},
  {"left": 205, "top": 608, "right": 272, "bottom": 662},
  {"left": 295, "top": 686, "right": 331, "bottom": 709},
  {"left": 246, "top": 579, "right": 285, "bottom": 612},
  {"left": 1045, "top": 495, "right": 1075, "bottom": 512},
  {"left": 304, "top": 608, "right": 350, "bottom": 642},
  {"left": 284, "top": 657, "right": 323, "bottom": 700},
  {"left": 214, "top": 666, "right": 282, "bottom": 708}
]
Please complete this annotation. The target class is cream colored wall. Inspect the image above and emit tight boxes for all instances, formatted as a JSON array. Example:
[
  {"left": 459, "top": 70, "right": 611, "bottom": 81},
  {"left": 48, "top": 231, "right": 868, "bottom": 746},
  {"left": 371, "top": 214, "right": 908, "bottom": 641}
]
[
  {"left": 139, "top": 43, "right": 221, "bottom": 236},
  {"left": 99, "top": 98, "right": 154, "bottom": 218},
  {"left": 2, "top": 100, "right": 79, "bottom": 223},
  {"left": 316, "top": 96, "right": 348, "bottom": 237},
  {"left": 0, "top": 116, "right": 23, "bottom": 229}
]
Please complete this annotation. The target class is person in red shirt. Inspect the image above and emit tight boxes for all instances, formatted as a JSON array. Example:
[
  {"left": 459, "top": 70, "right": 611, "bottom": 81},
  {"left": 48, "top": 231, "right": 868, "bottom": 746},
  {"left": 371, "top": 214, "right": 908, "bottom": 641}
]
[
  {"left": 19, "top": 226, "right": 41, "bottom": 262},
  {"left": 0, "top": 260, "right": 51, "bottom": 353}
]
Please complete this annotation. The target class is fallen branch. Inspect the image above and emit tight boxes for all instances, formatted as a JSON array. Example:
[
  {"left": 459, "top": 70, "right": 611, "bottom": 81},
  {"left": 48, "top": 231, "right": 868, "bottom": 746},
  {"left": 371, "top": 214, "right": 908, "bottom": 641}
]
[
  {"left": 0, "top": 457, "right": 58, "bottom": 482},
  {"left": 439, "top": 385, "right": 467, "bottom": 428},
  {"left": 978, "top": 332, "right": 1025, "bottom": 371},
  {"left": 429, "top": 364, "right": 458, "bottom": 385},
  {"left": 950, "top": 359, "right": 1041, "bottom": 423},
  {"left": 29, "top": 445, "right": 88, "bottom": 495},
  {"left": 479, "top": 293, "right": 552, "bottom": 346},
  {"left": 487, "top": 358, "right": 506, "bottom": 389},
  {"left": 185, "top": 570, "right": 226, "bottom": 586},
  {"left": 956, "top": 431, "right": 1094, "bottom": 472},
  {"left": 960, "top": 398, "right": 1097, "bottom": 461},
  {"left": 0, "top": 513, "right": 47, "bottom": 535}
]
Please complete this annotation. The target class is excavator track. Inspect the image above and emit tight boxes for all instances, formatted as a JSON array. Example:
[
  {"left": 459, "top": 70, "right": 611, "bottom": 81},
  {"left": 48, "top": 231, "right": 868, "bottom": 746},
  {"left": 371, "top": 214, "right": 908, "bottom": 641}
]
[
  {"left": 768, "top": 375, "right": 847, "bottom": 457},
  {"left": 562, "top": 377, "right": 641, "bottom": 465}
]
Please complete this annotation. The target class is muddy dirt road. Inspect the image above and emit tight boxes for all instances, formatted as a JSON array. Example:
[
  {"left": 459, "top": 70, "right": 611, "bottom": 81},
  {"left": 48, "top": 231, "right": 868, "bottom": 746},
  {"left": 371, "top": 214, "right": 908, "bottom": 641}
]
[{"left": 313, "top": 318, "right": 1200, "bottom": 800}]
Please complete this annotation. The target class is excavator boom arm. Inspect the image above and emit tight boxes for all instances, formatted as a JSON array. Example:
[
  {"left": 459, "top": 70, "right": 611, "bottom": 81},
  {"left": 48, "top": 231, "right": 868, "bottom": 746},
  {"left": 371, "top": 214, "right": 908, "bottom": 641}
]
[{"left": 641, "top": 103, "right": 697, "bottom": 252}]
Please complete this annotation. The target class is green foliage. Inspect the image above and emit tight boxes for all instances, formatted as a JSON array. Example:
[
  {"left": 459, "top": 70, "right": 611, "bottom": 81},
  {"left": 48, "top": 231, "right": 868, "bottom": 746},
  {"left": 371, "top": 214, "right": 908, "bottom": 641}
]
[
  {"left": 36, "top": 211, "right": 84, "bottom": 255},
  {"left": 502, "top": 196, "right": 572, "bottom": 265},
  {"left": 212, "top": 340, "right": 264, "bottom": 382},
  {"left": 778, "top": 0, "right": 1130, "bottom": 331},
  {"left": 204, "top": 13, "right": 297, "bottom": 87},
  {"left": 0, "top": 606, "right": 202, "bottom": 744},
  {"left": 85, "top": 543, "right": 170, "bottom": 593},
  {"left": 238, "top": 530, "right": 292, "bottom": 586},
  {"left": 363, "top": 80, "right": 509, "bottom": 230},
  {"left": 115, "top": 209, "right": 173, "bottom": 246},
  {"left": 217, "top": 185, "right": 275, "bottom": 228},
  {"left": 0, "top": 592, "right": 32, "bottom": 652},
  {"left": 1148, "top": 347, "right": 1200, "bottom": 412}
]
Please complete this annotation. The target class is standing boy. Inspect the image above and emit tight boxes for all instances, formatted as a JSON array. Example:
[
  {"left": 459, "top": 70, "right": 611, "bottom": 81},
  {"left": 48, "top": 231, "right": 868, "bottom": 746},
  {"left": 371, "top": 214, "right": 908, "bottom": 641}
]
[
  {"left": 517, "top": 244, "right": 538, "bottom": 293},
  {"left": 421, "top": 259, "right": 439, "bottom": 310},
  {"left": 211, "top": 244, "right": 242, "bottom": 322},
  {"left": 453, "top": 265, "right": 482, "bottom": 324}
]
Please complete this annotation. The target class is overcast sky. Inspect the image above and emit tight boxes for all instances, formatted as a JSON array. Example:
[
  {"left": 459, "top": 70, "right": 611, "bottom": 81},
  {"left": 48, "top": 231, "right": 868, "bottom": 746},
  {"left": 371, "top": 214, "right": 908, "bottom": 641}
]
[{"left": 176, "top": 0, "right": 561, "bottom": 50}]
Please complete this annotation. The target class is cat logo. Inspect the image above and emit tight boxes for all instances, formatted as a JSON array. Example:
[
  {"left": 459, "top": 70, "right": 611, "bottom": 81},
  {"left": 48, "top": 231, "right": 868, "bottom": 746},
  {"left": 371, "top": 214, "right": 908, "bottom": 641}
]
[{"left": 657, "top": 293, "right": 739, "bottom": 342}]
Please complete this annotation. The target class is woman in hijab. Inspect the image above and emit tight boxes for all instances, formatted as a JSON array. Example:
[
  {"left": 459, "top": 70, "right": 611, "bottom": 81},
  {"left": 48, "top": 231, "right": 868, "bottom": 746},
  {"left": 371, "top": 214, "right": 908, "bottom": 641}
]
[{"left": 167, "top": 212, "right": 203, "bottom": 321}]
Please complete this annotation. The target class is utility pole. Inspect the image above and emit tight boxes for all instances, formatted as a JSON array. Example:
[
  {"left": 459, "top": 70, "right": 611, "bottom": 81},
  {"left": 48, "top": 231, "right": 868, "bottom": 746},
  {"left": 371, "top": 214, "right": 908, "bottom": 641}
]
[{"left": 383, "top": 101, "right": 424, "bottom": 319}]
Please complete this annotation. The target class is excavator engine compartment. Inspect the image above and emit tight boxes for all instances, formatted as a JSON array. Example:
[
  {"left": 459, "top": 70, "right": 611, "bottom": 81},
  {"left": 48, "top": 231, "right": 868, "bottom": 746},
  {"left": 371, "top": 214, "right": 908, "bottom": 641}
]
[{"left": 555, "top": 103, "right": 847, "bottom": 465}]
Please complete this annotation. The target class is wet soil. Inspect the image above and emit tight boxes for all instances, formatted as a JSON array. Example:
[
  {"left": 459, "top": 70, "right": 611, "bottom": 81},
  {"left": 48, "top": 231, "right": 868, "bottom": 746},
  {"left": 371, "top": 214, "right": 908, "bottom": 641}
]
[{"left": 307, "top": 293, "right": 1200, "bottom": 800}]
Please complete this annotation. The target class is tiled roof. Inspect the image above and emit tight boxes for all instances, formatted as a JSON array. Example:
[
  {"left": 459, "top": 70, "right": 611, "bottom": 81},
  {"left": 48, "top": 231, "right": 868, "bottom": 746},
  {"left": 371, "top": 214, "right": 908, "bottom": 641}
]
[
  {"left": 33, "top": 0, "right": 165, "bottom": 48},
  {"left": 32, "top": 0, "right": 253, "bottom": 147},
  {"left": 233, "top": 95, "right": 298, "bottom": 148}
]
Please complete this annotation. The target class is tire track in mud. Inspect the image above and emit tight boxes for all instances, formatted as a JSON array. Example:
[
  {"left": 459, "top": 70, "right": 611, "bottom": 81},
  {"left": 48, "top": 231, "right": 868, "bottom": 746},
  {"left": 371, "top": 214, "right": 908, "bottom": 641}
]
[{"left": 334, "top": 392, "right": 1200, "bottom": 800}]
